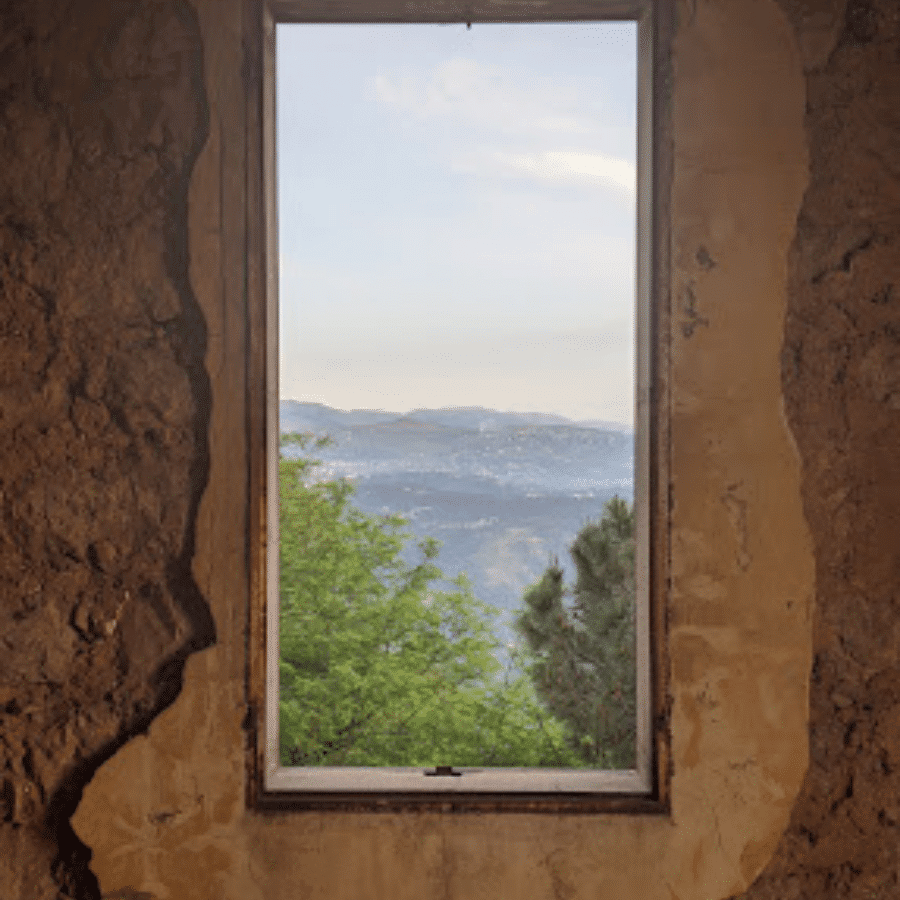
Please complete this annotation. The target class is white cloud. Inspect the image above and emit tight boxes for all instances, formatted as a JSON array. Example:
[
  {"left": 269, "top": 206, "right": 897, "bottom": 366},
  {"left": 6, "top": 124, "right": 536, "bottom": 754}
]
[
  {"left": 454, "top": 149, "right": 635, "bottom": 194},
  {"left": 373, "top": 57, "right": 595, "bottom": 136},
  {"left": 372, "top": 58, "right": 634, "bottom": 195}
]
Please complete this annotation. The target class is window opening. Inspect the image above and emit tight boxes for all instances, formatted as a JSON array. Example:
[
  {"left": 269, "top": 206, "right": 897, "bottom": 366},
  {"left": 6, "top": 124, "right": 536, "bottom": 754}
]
[{"left": 265, "top": 11, "right": 654, "bottom": 796}]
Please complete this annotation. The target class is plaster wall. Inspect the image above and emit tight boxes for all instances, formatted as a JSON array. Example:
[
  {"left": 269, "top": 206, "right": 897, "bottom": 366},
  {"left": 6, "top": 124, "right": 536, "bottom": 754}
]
[
  {"left": 0, "top": 0, "right": 897, "bottom": 897},
  {"left": 72, "top": 0, "right": 816, "bottom": 897}
]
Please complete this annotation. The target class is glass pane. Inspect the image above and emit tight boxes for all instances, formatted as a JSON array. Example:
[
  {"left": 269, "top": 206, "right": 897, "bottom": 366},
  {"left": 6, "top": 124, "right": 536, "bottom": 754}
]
[{"left": 276, "top": 21, "right": 638, "bottom": 770}]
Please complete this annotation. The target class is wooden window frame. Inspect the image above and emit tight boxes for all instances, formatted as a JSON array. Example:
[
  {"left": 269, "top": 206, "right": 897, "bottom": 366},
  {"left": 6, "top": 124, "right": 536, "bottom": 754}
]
[{"left": 245, "top": 0, "right": 672, "bottom": 813}]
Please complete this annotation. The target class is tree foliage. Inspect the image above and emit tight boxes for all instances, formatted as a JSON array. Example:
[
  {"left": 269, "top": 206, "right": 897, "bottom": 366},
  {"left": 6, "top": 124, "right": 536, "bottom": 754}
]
[
  {"left": 515, "top": 496, "right": 636, "bottom": 768},
  {"left": 278, "top": 434, "right": 579, "bottom": 768}
]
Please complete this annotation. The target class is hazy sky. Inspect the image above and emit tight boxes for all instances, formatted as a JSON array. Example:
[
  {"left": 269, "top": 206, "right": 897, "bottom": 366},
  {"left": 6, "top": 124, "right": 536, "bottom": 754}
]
[{"left": 277, "top": 22, "right": 637, "bottom": 425}]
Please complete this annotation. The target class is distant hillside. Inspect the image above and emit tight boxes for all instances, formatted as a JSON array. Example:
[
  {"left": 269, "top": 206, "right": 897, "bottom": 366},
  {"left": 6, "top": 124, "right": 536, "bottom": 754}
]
[
  {"left": 280, "top": 400, "right": 633, "bottom": 435},
  {"left": 280, "top": 401, "right": 397, "bottom": 434},
  {"left": 277, "top": 402, "right": 635, "bottom": 645}
]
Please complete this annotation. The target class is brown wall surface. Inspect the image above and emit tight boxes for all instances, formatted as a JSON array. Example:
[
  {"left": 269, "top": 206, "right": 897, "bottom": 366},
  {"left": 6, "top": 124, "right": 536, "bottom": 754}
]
[
  {"left": 0, "top": 0, "right": 897, "bottom": 898},
  {"left": 0, "top": 2, "right": 213, "bottom": 897},
  {"left": 733, "top": 0, "right": 900, "bottom": 896}
]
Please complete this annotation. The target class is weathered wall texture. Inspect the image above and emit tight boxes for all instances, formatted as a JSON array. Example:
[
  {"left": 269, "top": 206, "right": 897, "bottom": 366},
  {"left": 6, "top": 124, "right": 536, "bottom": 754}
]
[
  {"left": 1, "top": 0, "right": 898, "bottom": 897},
  {"left": 0, "top": 1, "right": 212, "bottom": 897},
  {"left": 730, "top": 0, "right": 900, "bottom": 897},
  {"left": 76, "top": 0, "right": 815, "bottom": 896}
]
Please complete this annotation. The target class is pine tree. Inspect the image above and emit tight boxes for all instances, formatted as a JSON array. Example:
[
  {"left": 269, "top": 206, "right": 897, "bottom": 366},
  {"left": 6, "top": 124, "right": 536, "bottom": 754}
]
[{"left": 516, "top": 496, "right": 636, "bottom": 768}]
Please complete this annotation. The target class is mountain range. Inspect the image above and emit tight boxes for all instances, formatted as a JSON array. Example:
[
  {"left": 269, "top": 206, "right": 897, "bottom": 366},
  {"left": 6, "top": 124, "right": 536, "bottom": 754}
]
[{"left": 280, "top": 400, "right": 635, "bottom": 651}]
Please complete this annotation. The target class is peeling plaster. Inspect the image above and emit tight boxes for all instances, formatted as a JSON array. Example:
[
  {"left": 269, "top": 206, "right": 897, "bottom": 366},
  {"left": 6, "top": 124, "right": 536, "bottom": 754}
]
[{"left": 72, "top": 0, "right": 817, "bottom": 898}]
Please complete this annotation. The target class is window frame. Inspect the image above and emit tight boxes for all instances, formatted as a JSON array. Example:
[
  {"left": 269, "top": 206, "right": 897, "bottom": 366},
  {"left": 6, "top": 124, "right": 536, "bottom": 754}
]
[{"left": 246, "top": 0, "right": 671, "bottom": 813}]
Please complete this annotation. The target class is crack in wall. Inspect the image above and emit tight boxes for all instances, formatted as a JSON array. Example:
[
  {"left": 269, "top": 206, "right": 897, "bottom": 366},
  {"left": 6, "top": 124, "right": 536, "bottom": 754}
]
[
  {"left": 730, "top": 0, "right": 900, "bottom": 895},
  {"left": 0, "top": 2, "right": 212, "bottom": 897}
]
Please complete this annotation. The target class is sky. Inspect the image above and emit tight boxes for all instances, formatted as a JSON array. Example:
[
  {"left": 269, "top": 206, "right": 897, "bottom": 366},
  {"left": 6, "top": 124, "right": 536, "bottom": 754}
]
[{"left": 277, "top": 22, "right": 637, "bottom": 426}]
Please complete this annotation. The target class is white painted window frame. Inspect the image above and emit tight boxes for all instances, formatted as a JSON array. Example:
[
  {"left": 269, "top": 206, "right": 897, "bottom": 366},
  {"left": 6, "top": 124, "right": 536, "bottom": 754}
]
[{"left": 262, "top": 0, "right": 656, "bottom": 796}]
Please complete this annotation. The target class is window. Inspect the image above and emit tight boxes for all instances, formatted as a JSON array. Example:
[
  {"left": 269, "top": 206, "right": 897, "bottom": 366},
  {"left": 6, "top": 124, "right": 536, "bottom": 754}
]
[{"left": 250, "top": 0, "right": 669, "bottom": 810}]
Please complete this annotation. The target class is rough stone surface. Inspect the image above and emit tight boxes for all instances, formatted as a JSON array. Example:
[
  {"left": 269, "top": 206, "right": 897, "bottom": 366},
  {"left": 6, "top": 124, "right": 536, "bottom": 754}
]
[
  {"left": 732, "top": 0, "right": 900, "bottom": 897},
  {"left": 0, "top": 2, "right": 211, "bottom": 897}
]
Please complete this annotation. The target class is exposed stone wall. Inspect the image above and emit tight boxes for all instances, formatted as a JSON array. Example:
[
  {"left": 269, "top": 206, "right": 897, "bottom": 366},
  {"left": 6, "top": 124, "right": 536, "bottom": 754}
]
[
  {"left": 733, "top": 0, "right": 900, "bottom": 897},
  {"left": 0, "top": 2, "right": 211, "bottom": 897}
]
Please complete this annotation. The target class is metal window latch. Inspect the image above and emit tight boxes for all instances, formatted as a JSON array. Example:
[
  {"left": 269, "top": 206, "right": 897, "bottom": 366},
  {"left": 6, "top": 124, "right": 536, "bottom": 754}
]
[{"left": 424, "top": 765, "right": 462, "bottom": 777}]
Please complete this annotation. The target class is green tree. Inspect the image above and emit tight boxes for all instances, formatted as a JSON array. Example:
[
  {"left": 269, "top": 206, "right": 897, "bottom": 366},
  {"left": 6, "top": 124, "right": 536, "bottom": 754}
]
[
  {"left": 278, "top": 434, "right": 578, "bottom": 768},
  {"left": 516, "top": 496, "right": 636, "bottom": 768}
]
